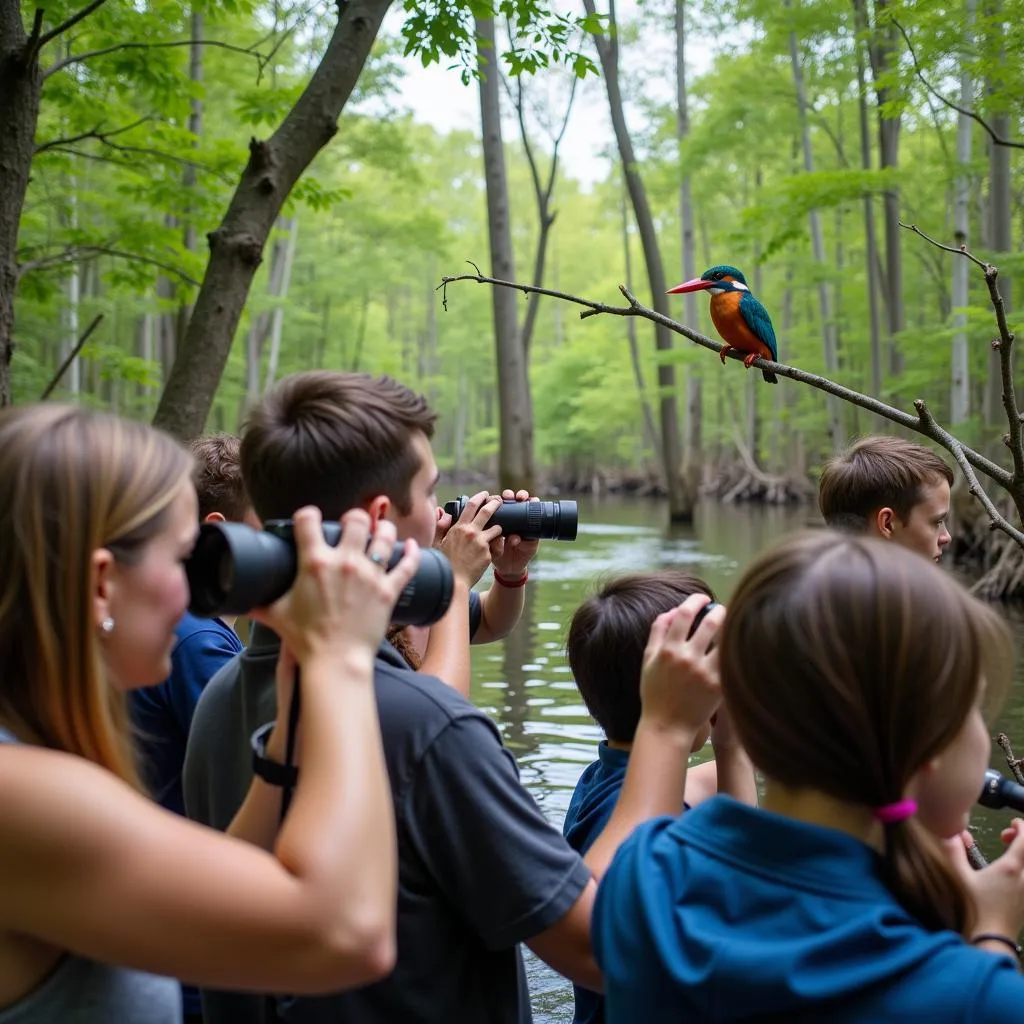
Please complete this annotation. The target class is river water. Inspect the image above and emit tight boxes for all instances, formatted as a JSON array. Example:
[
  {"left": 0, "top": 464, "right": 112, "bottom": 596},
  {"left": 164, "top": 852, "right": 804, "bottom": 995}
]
[{"left": 464, "top": 494, "right": 1024, "bottom": 1021}]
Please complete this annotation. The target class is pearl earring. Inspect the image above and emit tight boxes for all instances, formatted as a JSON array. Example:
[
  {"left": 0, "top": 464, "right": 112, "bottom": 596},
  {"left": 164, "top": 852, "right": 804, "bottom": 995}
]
[{"left": 101, "top": 617, "right": 115, "bottom": 634}]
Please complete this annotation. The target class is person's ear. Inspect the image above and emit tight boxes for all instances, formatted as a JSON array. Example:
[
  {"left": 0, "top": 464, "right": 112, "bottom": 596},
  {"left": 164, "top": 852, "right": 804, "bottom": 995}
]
[
  {"left": 203, "top": 511, "right": 226, "bottom": 524},
  {"left": 365, "top": 495, "right": 391, "bottom": 525},
  {"left": 875, "top": 507, "right": 897, "bottom": 539},
  {"left": 91, "top": 547, "right": 117, "bottom": 632}
]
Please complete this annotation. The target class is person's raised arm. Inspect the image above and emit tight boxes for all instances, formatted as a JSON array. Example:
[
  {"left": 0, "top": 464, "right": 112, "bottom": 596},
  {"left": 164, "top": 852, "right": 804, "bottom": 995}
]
[
  {"left": 0, "top": 507, "right": 416, "bottom": 996},
  {"left": 526, "top": 596, "right": 724, "bottom": 991},
  {"left": 418, "top": 491, "right": 502, "bottom": 695},
  {"left": 474, "top": 490, "right": 540, "bottom": 645}
]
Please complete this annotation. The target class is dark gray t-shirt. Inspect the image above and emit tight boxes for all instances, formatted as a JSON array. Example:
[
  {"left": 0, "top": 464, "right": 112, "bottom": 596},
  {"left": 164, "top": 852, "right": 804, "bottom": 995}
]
[
  {"left": 0, "top": 729, "right": 181, "bottom": 1024},
  {"left": 183, "top": 622, "right": 590, "bottom": 1024}
]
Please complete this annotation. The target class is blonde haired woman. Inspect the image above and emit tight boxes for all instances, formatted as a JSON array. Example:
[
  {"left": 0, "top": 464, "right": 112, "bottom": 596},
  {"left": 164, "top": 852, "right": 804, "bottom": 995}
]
[{"left": 0, "top": 404, "right": 414, "bottom": 1022}]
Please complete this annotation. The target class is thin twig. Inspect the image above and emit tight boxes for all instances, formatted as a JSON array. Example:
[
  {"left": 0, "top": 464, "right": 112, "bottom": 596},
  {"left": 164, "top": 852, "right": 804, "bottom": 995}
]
[
  {"left": 997, "top": 733, "right": 1024, "bottom": 786},
  {"left": 893, "top": 21, "right": 1024, "bottom": 151},
  {"left": 438, "top": 268, "right": 1013, "bottom": 499},
  {"left": 44, "top": 38, "right": 268, "bottom": 79},
  {"left": 19, "top": 246, "right": 199, "bottom": 286},
  {"left": 961, "top": 830, "right": 989, "bottom": 870},
  {"left": 39, "top": 314, "right": 103, "bottom": 400},
  {"left": 31, "top": 0, "right": 109, "bottom": 57},
  {"left": 34, "top": 117, "right": 154, "bottom": 154},
  {"left": 899, "top": 221, "right": 991, "bottom": 271},
  {"left": 899, "top": 222, "right": 1024, "bottom": 519}
]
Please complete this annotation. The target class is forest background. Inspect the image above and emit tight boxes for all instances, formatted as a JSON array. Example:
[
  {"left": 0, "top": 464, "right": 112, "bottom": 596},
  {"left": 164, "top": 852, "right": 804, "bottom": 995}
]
[{"left": 3, "top": 0, "right": 1023, "bottom": 588}]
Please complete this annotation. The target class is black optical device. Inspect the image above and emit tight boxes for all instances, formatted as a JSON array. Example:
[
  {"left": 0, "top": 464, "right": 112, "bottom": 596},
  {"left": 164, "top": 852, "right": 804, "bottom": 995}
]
[
  {"left": 687, "top": 601, "right": 721, "bottom": 640},
  {"left": 442, "top": 495, "right": 579, "bottom": 541},
  {"left": 979, "top": 769, "right": 1024, "bottom": 814},
  {"left": 185, "top": 519, "right": 454, "bottom": 626}
]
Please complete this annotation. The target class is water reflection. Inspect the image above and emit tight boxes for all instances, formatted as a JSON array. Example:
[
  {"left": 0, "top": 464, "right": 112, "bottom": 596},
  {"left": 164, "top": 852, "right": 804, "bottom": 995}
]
[{"left": 469, "top": 495, "right": 1024, "bottom": 1021}]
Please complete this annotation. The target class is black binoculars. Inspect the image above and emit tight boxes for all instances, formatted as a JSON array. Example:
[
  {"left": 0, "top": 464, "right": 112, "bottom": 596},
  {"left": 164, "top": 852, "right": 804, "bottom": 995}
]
[
  {"left": 185, "top": 519, "right": 454, "bottom": 626},
  {"left": 442, "top": 495, "right": 578, "bottom": 541}
]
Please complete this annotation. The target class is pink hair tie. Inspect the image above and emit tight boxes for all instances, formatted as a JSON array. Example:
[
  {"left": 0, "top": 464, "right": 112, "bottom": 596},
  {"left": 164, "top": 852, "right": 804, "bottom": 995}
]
[{"left": 873, "top": 799, "right": 918, "bottom": 825}]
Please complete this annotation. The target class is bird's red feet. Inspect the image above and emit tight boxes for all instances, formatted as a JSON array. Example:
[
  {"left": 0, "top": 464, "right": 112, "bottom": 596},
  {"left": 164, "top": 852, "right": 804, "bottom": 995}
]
[
  {"left": 743, "top": 353, "right": 758, "bottom": 369},
  {"left": 719, "top": 345, "right": 732, "bottom": 365}
]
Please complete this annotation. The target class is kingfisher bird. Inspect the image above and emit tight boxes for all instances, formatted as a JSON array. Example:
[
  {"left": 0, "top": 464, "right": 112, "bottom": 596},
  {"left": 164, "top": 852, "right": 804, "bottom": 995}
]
[{"left": 668, "top": 265, "right": 778, "bottom": 384}]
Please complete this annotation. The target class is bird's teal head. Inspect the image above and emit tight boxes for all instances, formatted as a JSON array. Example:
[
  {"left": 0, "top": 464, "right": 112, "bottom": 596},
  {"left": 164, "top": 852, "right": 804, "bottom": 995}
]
[{"left": 668, "top": 265, "right": 750, "bottom": 296}]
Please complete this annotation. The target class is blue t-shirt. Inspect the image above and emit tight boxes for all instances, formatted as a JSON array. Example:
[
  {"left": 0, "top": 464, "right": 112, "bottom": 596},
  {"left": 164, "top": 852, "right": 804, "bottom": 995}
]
[
  {"left": 129, "top": 612, "right": 242, "bottom": 1017},
  {"left": 563, "top": 743, "right": 629, "bottom": 1024},
  {"left": 131, "top": 613, "right": 243, "bottom": 818},
  {"left": 563, "top": 743, "right": 690, "bottom": 1024},
  {"left": 593, "top": 795, "right": 1024, "bottom": 1023}
]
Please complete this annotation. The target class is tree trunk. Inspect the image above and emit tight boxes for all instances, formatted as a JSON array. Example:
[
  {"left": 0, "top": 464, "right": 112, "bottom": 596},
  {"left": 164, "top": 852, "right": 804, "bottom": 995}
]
[
  {"left": 152, "top": 0, "right": 391, "bottom": 439},
  {"left": 853, "top": 1, "right": 884, "bottom": 419},
  {"left": 0, "top": 6, "right": 43, "bottom": 406},
  {"left": 788, "top": 22, "right": 842, "bottom": 450},
  {"left": 676, "top": 0, "right": 703, "bottom": 508},
  {"left": 585, "top": 0, "right": 687, "bottom": 518},
  {"left": 865, "top": 0, "right": 904, "bottom": 371},
  {"left": 984, "top": 4, "right": 1012, "bottom": 425},
  {"left": 621, "top": 181, "right": 662, "bottom": 463},
  {"left": 176, "top": 6, "right": 203, "bottom": 348},
  {"left": 263, "top": 216, "right": 298, "bottom": 392},
  {"left": 476, "top": 15, "right": 534, "bottom": 492},
  {"left": 951, "top": 0, "right": 974, "bottom": 425}
]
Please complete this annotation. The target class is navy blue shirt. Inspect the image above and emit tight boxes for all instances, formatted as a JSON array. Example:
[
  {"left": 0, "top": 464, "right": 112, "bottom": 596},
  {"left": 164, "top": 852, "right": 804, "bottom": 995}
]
[
  {"left": 594, "top": 796, "right": 1024, "bottom": 1022},
  {"left": 130, "top": 612, "right": 242, "bottom": 1017}
]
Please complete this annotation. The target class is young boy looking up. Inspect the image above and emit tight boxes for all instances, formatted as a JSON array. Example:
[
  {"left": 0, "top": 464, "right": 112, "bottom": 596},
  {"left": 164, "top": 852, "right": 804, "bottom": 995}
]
[
  {"left": 818, "top": 435, "right": 954, "bottom": 563},
  {"left": 563, "top": 570, "right": 758, "bottom": 1024}
]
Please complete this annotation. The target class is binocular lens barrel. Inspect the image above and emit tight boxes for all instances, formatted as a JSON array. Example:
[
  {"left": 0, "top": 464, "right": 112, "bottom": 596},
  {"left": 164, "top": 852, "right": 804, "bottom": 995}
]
[
  {"left": 185, "top": 520, "right": 453, "bottom": 626},
  {"left": 441, "top": 495, "right": 578, "bottom": 541}
]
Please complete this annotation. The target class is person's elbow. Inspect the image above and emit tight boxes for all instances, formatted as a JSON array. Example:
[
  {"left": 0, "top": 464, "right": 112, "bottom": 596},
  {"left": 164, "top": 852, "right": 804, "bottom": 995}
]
[{"left": 299, "top": 911, "right": 397, "bottom": 992}]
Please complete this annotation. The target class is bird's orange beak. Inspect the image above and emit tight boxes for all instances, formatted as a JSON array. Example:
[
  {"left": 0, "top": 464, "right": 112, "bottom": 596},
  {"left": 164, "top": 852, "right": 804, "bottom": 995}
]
[{"left": 667, "top": 278, "right": 712, "bottom": 294}]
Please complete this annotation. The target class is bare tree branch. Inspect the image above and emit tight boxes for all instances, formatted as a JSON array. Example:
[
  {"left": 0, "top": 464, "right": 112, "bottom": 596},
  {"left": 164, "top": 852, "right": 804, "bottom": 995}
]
[
  {"left": 894, "top": 20, "right": 1024, "bottom": 151},
  {"left": 899, "top": 220, "right": 1024, "bottom": 503},
  {"left": 30, "top": 0, "right": 109, "bottom": 59},
  {"left": 439, "top": 267, "right": 1013, "bottom": 498},
  {"left": 44, "top": 38, "right": 269, "bottom": 80},
  {"left": 18, "top": 246, "right": 199, "bottom": 286},
  {"left": 39, "top": 314, "right": 103, "bottom": 400},
  {"left": 34, "top": 117, "right": 154, "bottom": 154},
  {"left": 997, "top": 733, "right": 1024, "bottom": 785}
]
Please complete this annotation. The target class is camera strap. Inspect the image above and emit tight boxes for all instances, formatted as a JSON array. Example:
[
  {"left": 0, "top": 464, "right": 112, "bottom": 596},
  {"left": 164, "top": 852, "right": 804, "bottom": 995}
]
[{"left": 279, "top": 667, "right": 302, "bottom": 823}]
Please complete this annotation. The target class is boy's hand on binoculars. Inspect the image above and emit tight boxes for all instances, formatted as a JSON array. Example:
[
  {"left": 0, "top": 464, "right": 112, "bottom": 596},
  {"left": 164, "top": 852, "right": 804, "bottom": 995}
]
[
  {"left": 251, "top": 507, "right": 420, "bottom": 666},
  {"left": 639, "top": 595, "right": 724, "bottom": 739},
  {"left": 438, "top": 491, "right": 503, "bottom": 587},
  {"left": 490, "top": 490, "right": 541, "bottom": 576}
]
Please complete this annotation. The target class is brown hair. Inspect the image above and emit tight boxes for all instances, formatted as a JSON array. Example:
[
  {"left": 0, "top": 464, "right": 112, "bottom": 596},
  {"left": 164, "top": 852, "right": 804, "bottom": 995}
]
[
  {"left": 819, "top": 435, "right": 954, "bottom": 530},
  {"left": 720, "top": 531, "right": 1012, "bottom": 935},
  {"left": 567, "top": 571, "right": 716, "bottom": 743},
  {"left": 241, "top": 371, "right": 437, "bottom": 522},
  {"left": 190, "top": 433, "right": 249, "bottom": 522},
  {"left": 0, "top": 404, "right": 194, "bottom": 787}
]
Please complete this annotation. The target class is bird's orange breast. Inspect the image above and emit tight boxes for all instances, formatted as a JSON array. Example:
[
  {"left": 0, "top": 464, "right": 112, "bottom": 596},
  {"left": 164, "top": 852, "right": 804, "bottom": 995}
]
[{"left": 710, "top": 292, "right": 771, "bottom": 358}]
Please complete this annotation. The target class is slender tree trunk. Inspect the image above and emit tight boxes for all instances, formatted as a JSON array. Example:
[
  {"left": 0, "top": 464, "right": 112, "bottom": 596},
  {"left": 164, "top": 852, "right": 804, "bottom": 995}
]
[
  {"left": 984, "top": 4, "right": 1012, "bottom": 424},
  {"left": 0, "top": 5, "right": 43, "bottom": 406},
  {"left": 621, "top": 182, "right": 662, "bottom": 463},
  {"left": 585, "top": 0, "right": 687, "bottom": 518},
  {"left": 263, "top": 216, "right": 297, "bottom": 392},
  {"left": 152, "top": 0, "right": 391, "bottom": 439},
  {"left": 676, "top": 0, "right": 703, "bottom": 508},
  {"left": 476, "top": 15, "right": 534, "bottom": 492},
  {"left": 176, "top": 7, "right": 203, "bottom": 348},
  {"left": 865, "top": 0, "right": 904, "bottom": 372},
  {"left": 951, "top": 0, "right": 974, "bottom": 424},
  {"left": 788, "top": 21, "right": 842, "bottom": 450},
  {"left": 853, "top": 4, "right": 884, "bottom": 418}
]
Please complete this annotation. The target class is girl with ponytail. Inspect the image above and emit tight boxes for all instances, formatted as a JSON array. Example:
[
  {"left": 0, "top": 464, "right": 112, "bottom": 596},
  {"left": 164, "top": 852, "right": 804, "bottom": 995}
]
[{"left": 592, "top": 531, "right": 1024, "bottom": 1021}]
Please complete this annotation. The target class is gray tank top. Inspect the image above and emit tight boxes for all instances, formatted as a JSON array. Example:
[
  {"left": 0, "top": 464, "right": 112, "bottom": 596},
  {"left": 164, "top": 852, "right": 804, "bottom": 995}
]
[{"left": 0, "top": 728, "right": 180, "bottom": 1024}]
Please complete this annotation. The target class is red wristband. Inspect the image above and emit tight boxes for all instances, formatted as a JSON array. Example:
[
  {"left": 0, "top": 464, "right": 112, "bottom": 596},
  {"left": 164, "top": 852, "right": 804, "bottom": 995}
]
[{"left": 494, "top": 569, "right": 529, "bottom": 588}]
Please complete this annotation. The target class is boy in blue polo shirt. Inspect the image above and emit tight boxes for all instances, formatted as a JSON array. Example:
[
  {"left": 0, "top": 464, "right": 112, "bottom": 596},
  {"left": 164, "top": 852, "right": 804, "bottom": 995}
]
[{"left": 563, "top": 570, "right": 758, "bottom": 1024}]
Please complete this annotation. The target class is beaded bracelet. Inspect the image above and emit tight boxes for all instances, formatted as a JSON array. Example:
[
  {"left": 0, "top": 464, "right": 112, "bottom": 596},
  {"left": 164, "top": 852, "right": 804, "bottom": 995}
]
[{"left": 971, "top": 933, "right": 1023, "bottom": 962}]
